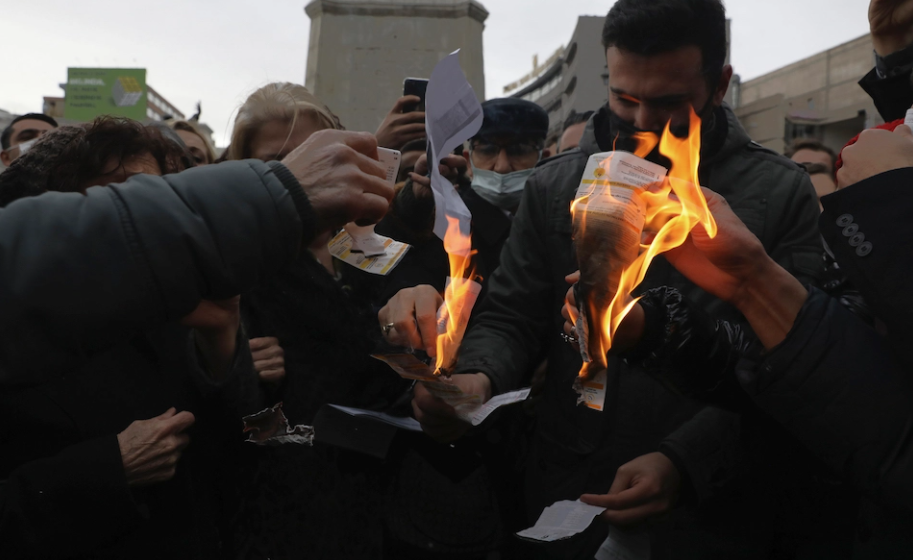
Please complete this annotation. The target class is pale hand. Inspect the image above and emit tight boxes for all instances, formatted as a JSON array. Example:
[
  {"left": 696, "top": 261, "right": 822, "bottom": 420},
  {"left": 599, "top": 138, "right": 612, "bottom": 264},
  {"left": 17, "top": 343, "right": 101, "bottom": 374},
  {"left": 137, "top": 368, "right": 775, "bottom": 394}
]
[
  {"left": 662, "top": 189, "right": 769, "bottom": 307},
  {"left": 249, "top": 337, "right": 286, "bottom": 383},
  {"left": 869, "top": 0, "right": 913, "bottom": 56},
  {"left": 409, "top": 153, "right": 468, "bottom": 199},
  {"left": 580, "top": 452, "right": 681, "bottom": 526},
  {"left": 837, "top": 125, "right": 913, "bottom": 190},
  {"left": 281, "top": 130, "right": 393, "bottom": 231},
  {"left": 117, "top": 407, "right": 195, "bottom": 487},
  {"left": 412, "top": 373, "right": 492, "bottom": 442},
  {"left": 378, "top": 285, "right": 443, "bottom": 356},
  {"left": 374, "top": 96, "right": 426, "bottom": 150}
]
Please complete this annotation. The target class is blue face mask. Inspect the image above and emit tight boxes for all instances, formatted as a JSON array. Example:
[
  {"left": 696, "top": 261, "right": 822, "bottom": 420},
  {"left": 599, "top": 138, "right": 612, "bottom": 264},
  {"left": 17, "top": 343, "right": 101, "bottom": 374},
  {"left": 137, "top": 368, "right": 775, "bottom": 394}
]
[{"left": 469, "top": 162, "right": 537, "bottom": 212}]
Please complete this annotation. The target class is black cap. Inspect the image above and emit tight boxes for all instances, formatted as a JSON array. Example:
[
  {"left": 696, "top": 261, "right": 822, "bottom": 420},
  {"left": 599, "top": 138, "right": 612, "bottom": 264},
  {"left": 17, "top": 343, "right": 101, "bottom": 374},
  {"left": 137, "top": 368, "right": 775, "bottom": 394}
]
[
  {"left": 475, "top": 98, "right": 549, "bottom": 144},
  {"left": 1, "top": 113, "right": 59, "bottom": 149}
]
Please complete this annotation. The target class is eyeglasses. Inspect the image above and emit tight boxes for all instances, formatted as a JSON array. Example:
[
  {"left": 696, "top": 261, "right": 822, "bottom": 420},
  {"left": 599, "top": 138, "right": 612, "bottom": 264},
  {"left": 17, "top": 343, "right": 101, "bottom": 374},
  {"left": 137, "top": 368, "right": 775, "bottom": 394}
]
[{"left": 470, "top": 142, "right": 541, "bottom": 168}]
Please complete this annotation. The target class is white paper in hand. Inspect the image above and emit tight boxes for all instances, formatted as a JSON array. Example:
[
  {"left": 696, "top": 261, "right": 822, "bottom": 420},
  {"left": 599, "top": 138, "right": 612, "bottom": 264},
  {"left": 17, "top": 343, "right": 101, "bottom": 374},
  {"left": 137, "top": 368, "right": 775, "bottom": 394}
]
[
  {"left": 425, "top": 50, "right": 484, "bottom": 253},
  {"left": 517, "top": 499, "right": 607, "bottom": 542}
]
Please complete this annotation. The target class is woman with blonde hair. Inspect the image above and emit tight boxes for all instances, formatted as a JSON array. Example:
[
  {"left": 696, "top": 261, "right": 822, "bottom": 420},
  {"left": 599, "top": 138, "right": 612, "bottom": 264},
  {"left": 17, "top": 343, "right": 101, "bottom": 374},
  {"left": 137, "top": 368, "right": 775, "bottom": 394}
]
[
  {"left": 167, "top": 119, "right": 217, "bottom": 165},
  {"left": 227, "top": 83, "right": 407, "bottom": 559}
]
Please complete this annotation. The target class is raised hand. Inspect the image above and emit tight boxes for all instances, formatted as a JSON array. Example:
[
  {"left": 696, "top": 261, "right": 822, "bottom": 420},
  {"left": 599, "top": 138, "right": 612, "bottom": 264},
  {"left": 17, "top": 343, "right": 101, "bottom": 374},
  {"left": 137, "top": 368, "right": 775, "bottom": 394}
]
[
  {"left": 870, "top": 0, "right": 913, "bottom": 56},
  {"left": 412, "top": 373, "right": 492, "bottom": 442},
  {"left": 378, "top": 285, "right": 443, "bottom": 356},
  {"left": 374, "top": 96, "right": 426, "bottom": 150},
  {"left": 580, "top": 452, "right": 681, "bottom": 526},
  {"left": 281, "top": 130, "right": 393, "bottom": 231},
  {"left": 249, "top": 337, "right": 286, "bottom": 383}
]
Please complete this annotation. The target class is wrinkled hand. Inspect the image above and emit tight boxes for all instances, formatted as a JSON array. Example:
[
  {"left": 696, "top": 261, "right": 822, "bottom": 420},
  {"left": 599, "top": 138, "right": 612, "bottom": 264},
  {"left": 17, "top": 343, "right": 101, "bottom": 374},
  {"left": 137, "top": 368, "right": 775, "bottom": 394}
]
[
  {"left": 117, "top": 408, "right": 195, "bottom": 487},
  {"left": 580, "top": 452, "right": 681, "bottom": 526},
  {"left": 412, "top": 373, "right": 492, "bottom": 442},
  {"left": 662, "top": 189, "right": 768, "bottom": 307},
  {"left": 838, "top": 125, "right": 913, "bottom": 189},
  {"left": 378, "top": 285, "right": 443, "bottom": 356},
  {"left": 870, "top": 0, "right": 913, "bottom": 56},
  {"left": 409, "top": 153, "right": 468, "bottom": 199},
  {"left": 281, "top": 130, "right": 393, "bottom": 231},
  {"left": 249, "top": 337, "right": 285, "bottom": 383},
  {"left": 374, "top": 96, "right": 426, "bottom": 150}
]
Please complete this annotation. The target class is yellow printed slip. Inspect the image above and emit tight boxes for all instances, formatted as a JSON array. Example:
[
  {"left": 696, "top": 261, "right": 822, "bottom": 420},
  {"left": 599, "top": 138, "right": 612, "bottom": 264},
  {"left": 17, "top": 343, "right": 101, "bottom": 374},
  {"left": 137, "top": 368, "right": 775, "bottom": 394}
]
[{"left": 328, "top": 231, "right": 410, "bottom": 276}]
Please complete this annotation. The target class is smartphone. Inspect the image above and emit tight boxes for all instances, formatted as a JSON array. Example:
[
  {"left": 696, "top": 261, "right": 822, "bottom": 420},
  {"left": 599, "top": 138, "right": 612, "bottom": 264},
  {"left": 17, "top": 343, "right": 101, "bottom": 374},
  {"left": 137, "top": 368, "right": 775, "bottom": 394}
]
[{"left": 402, "top": 78, "right": 429, "bottom": 113}]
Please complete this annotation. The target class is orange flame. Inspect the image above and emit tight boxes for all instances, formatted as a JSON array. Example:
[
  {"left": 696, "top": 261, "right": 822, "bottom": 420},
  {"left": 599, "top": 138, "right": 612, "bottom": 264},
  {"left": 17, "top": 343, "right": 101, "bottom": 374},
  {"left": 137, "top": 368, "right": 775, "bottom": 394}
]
[
  {"left": 435, "top": 215, "right": 479, "bottom": 376},
  {"left": 572, "top": 108, "right": 717, "bottom": 376}
]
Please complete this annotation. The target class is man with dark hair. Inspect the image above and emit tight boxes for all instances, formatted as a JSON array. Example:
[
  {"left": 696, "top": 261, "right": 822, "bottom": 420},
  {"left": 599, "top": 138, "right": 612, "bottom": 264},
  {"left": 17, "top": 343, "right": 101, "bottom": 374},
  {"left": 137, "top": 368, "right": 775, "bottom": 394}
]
[
  {"left": 0, "top": 113, "right": 58, "bottom": 167},
  {"left": 786, "top": 138, "right": 838, "bottom": 176},
  {"left": 413, "top": 0, "right": 826, "bottom": 557},
  {"left": 559, "top": 110, "right": 595, "bottom": 152}
]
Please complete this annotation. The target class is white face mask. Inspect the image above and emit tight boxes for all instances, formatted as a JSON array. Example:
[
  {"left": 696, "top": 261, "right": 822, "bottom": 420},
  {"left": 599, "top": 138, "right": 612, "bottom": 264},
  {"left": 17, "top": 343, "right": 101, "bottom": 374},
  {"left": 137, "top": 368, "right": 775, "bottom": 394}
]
[
  {"left": 469, "top": 162, "right": 537, "bottom": 212},
  {"left": 7, "top": 138, "right": 37, "bottom": 157}
]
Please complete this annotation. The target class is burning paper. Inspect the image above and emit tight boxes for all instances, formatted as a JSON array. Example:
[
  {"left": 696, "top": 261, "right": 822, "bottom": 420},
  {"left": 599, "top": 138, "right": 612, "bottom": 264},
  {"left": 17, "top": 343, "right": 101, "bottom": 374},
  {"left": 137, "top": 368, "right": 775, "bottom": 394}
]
[
  {"left": 241, "top": 402, "right": 314, "bottom": 446},
  {"left": 570, "top": 109, "right": 717, "bottom": 403}
]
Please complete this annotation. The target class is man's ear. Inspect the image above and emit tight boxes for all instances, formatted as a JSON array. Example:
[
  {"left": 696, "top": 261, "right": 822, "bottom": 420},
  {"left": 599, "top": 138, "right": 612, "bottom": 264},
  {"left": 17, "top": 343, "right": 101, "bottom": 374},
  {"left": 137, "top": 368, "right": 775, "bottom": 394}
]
[
  {"left": 0, "top": 150, "right": 11, "bottom": 167},
  {"left": 713, "top": 64, "right": 734, "bottom": 106}
]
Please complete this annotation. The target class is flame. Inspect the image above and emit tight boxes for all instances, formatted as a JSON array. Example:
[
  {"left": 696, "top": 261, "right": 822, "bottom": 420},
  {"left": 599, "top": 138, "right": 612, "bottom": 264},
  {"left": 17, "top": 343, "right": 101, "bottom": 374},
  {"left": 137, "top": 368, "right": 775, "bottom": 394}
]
[
  {"left": 435, "top": 215, "right": 479, "bottom": 376},
  {"left": 573, "top": 108, "right": 716, "bottom": 376}
]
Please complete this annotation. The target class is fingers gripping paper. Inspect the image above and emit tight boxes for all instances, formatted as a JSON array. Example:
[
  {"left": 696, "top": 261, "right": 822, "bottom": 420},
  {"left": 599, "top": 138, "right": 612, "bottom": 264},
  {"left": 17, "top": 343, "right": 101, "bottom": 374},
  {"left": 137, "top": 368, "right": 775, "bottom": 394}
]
[{"left": 425, "top": 50, "right": 484, "bottom": 253}]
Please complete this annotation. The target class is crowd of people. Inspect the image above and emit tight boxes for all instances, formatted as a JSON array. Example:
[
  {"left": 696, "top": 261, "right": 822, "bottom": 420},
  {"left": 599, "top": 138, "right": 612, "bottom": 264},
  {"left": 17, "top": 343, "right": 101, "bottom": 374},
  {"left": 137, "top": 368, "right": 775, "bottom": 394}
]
[{"left": 2, "top": 0, "right": 913, "bottom": 558}]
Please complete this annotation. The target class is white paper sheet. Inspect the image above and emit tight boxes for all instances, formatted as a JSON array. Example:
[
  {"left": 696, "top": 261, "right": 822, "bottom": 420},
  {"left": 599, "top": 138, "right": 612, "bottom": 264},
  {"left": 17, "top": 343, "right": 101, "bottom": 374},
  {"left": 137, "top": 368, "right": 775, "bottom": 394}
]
[
  {"left": 517, "top": 499, "right": 607, "bottom": 542},
  {"left": 462, "top": 387, "right": 531, "bottom": 426},
  {"left": 328, "top": 231, "right": 410, "bottom": 275},
  {"left": 425, "top": 50, "right": 484, "bottom": 250},
  {"left": 327, "top": 404, "right": 423, "bottom": 432}
]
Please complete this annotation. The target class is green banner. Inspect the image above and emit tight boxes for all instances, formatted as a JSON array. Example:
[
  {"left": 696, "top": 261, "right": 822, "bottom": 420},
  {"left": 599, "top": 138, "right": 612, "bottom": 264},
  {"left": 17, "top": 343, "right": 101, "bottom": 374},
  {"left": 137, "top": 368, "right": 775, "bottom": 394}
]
[{"left": 64, "top": 68, "right": 147, "bottom": 121}]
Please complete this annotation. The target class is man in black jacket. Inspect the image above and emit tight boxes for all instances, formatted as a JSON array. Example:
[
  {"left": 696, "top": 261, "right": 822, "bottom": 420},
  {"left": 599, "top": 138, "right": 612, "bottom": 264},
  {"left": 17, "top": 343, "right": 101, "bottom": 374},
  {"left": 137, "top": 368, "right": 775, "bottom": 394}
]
[
  {"left": 0, "top": 129, "right": 393, "bottom": 557},
  {"left": 413, "top": 1, "right": 826, "bottom": 557}
]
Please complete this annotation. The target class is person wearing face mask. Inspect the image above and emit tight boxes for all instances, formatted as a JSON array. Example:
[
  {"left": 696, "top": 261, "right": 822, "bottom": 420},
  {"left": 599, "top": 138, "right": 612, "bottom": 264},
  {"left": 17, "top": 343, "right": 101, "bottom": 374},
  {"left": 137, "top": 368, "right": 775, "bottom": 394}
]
[
  {"left": 0, "top": 113, "right": 58, "bottom": 168},
  {"left": 376, "top": 98, "right": 549, "bottom": 354},
  {"left": 410, "top": 1, "right": 831, "bottom": 558},
  {"left": 372, "top": 99, "right": 548, "bottom": 559}
]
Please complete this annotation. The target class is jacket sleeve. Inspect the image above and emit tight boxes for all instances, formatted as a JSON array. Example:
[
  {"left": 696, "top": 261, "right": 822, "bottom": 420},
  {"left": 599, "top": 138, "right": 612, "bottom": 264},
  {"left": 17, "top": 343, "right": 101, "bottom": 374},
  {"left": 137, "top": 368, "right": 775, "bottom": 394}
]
[
  {"left": 454, "top": 172, "right": 554, "bottom": 394},
  {"left": 820, "top": 168, "right": 913, "bottom": 357},
  {"left": 738, "top": 288, "right": 913, "bottom": 513},
  {"left": 0, "top": 436, "right": 142, "bottom": 558},
  {"left": 0, "top": 160, "right": 308, "bottom": 386}
]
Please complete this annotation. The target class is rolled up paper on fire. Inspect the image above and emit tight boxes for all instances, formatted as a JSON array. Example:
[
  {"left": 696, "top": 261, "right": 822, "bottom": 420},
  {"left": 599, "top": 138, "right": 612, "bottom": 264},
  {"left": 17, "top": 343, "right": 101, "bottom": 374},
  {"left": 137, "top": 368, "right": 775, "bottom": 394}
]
[{"left": 571, "top": 151, "right": 668, "bottom": 380}]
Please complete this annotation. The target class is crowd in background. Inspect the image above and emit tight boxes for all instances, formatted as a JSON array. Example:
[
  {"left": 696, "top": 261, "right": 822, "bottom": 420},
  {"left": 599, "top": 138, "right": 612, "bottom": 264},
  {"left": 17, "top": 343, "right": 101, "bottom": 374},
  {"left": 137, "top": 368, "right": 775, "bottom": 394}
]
[{"left": 2, "top": 0, "right": 913, "bottom": 559}]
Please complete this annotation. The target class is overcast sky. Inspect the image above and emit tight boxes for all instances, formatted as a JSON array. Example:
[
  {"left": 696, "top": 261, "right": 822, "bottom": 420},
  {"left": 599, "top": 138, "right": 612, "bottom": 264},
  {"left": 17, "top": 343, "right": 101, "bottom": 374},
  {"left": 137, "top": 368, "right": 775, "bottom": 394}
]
[{"left": 1, "top": 0, "right": 871, "bottom": 146}]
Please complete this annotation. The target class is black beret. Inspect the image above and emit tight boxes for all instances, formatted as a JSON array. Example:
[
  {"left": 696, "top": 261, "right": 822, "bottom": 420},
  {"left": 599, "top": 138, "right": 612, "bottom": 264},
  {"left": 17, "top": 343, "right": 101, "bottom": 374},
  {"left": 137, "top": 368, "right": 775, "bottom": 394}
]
[{"left": 475, "top": 98, "right": 549, "bottom": 143}]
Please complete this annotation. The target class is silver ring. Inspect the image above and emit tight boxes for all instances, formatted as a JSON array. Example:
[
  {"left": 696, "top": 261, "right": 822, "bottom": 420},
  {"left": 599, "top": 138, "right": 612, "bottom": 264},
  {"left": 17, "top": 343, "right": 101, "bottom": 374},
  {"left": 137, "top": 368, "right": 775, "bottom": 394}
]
[{"left": 382, "top": 323, "right": 395, "bottom": 336}]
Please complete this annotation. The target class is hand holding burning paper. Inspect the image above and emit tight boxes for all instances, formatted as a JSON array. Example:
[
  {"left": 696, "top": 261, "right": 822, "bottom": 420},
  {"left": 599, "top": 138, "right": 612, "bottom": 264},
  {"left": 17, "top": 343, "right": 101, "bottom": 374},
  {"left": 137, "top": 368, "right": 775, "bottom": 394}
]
[{"left": 571, "top": 109, "right": 717, "bottom": 404}]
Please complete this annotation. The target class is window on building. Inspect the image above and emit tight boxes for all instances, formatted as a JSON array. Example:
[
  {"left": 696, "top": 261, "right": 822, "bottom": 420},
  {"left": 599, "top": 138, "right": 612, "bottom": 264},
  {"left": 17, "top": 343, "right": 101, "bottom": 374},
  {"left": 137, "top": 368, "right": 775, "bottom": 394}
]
[{"left": 565, "top": 42, "right": 578, "bottom": 67}]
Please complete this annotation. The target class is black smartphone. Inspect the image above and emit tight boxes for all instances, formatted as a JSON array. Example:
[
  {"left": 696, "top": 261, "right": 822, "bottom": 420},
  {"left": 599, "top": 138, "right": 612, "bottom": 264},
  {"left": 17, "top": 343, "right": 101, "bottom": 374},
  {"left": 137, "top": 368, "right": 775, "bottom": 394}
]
[{"left": 402, "top": 78, "right": 428, "bottom": 113}]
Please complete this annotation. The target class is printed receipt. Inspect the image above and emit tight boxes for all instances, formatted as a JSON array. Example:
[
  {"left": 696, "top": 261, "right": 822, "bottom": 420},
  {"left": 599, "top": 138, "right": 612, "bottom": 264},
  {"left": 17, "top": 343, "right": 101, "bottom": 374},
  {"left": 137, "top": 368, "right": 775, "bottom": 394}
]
[
  {"left": 517, "top": 499, "right": 607, "bottom": 542},
  {"left": 573, "top": 151, "right": 668, "bottom": 412},
  {"left": 328, "top": 231, "right": 410, "bottom": 275},
  {"left": 332, "top": 147, "right": 409, "bottom": 273}
]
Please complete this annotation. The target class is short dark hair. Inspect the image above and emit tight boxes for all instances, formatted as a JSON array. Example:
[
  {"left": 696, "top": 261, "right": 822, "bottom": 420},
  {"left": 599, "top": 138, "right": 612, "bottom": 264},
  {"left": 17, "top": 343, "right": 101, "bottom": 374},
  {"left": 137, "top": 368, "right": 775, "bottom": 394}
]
[
  {"left": 602, "top": 0, "right": 727, "bottom": 84},
  {"left": 1, "top": 113, "right": 59, "bottom": 149},
  {"left": 0, "top": 117, "right": 188, "bottom": 206},
  {"left": 784, "top": 138, "right": 837, "bottom": 170},
  {"left": 562, "top": 110, "right": 595, "bottom": 132}
]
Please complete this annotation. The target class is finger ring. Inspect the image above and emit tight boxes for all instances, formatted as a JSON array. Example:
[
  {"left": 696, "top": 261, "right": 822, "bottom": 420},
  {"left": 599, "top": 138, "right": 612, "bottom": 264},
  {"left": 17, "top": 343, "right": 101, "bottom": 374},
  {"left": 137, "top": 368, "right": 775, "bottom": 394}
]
[
  {"left": 560, "top": 332, "right": 578, "bottom": 345},
  {"left": 382, "top": 323, "right": 395, "bottom": 336}
]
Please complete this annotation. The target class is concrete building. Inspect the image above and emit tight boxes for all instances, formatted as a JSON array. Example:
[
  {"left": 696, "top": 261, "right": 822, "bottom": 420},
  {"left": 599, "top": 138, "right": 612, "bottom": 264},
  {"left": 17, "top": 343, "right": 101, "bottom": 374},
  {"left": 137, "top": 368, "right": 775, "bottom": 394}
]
[
  {"left": 733, "top": 34, "right": 880, "bottom": 155},
  {"left": 505, "top": 16, "right": 608, "bottom": 137},
  {"left": 303, "top": 0, "right": 488, "bottom": 134}
]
